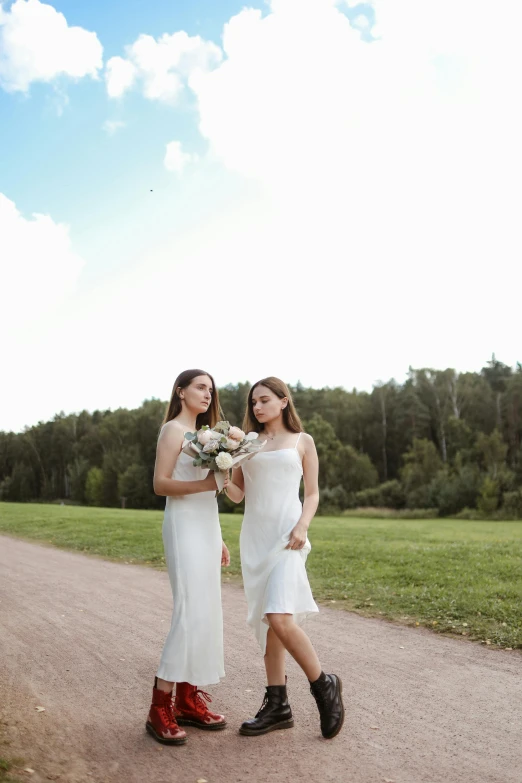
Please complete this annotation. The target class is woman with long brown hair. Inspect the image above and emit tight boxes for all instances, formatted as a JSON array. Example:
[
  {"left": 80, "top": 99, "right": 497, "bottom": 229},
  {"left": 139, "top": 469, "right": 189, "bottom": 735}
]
[
  {"left": 146, "top": 369, "right": 229, "bottom": 745},
  {"left": 226, "top": 377, "right": 344, "bottom": 740}
]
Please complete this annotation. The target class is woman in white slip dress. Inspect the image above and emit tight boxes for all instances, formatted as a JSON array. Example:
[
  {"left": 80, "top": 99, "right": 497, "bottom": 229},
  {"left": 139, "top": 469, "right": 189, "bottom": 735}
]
[
  {"left": 145, "top": 369, "right": 230, "bottom": 746},
  {"left": 226, "top": 377, "right": 344, "bottom": 740}
]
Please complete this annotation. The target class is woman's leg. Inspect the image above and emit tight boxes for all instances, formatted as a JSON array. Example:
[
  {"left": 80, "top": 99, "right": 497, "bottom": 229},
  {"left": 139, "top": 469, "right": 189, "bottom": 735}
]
[
  {"left": 266, "top": 613, "right": 344, "bottom": 740},
  {"left": 146, "top": 677, "right": 187, "bottom": 745},
  {"left": 239, "top": 630, "right": 294, "bottom": 736},
  {"left": 266, "top": 613, "right": 321, "bottom": 682},
  {"left": 264, "top": 627, "right": 287, "bottom": 685}
]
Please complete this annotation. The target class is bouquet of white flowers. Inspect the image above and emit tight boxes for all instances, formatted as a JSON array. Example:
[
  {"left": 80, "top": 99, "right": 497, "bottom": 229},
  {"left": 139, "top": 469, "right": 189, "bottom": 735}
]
[{"left": 182, "top": 420, "right": 265, "bottom": 491}]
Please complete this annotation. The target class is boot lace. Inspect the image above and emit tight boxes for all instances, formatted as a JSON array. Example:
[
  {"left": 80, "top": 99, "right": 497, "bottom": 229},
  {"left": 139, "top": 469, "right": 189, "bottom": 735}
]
[
  {"left": 193, "top": 689, "right": 213, "bottom": 716},
  {"left": 255, "top": 694, "right": 270, "bottom": 719},
  {"left": 310, "top": 681, "right": 329, "bottom": 709},
  {"left": 161, "top": 698, "right": 179, "bottom": 727}
]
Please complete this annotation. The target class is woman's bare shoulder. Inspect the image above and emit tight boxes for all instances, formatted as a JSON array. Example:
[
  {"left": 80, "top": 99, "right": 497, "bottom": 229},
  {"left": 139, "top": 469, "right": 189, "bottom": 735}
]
[
  {"left": 301, "top": 432, "right": 315, "bottom": 446},
  {"left": 159, "top": 419, "right": 187, "bottom": 441}
]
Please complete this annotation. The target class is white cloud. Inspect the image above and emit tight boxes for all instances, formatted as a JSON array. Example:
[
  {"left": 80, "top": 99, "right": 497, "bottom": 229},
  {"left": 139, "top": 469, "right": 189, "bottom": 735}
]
[
  {"left": 103, "top": 119, "right": 126, "bottom": 136},
  {"left": 105, "top": 30, "right": 222, "bottom": 104},
  {"left": 4, "top": 0, "right": 522, "bottom": 431},
  {"left": 0, "top": 193, "right": 84, "bottom": 333},
  {"left": 105, "top": 55, "right": 137, "bottom": 98},
  {"left": 187, "top": 0, "right": 521, "bottom": 284},
  {"left": 0, "top": 0, "right": 103, "bottom": 93},
  {"left": 164, "top": 140, "right": 195, "bottom": 172},
  {"left": 140, "top": 0, "right": 520, "bottom": 394}
]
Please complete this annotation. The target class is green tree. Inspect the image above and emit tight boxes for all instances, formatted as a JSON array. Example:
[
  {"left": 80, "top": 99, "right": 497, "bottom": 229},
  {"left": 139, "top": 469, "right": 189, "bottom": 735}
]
[
  {"left": 304, "top": 414, "right": 377, "bottom": 504},
  {"left": 336, "top": 445, "right": 378, "bottom": 494},
  {"left": 504, "top": 367, "right": 522, "bottom": 465},
  {"left": 1, "top": 356, "right": 521, "bottom": 515},
  {"left": 476, "top": 430, "right": 508, "bottom": 479},
  {"left": 68, "top": 458, "right": 91, "bottom": 504},
  {"left": 401, "top": 438, "right": 443, "bottom": 490},
  {"left": 429, "top": 465, "right": 480, "bottom": 516},
  {"left": 445, "top": 417, "right": 475, "bottom": 463},
  {"left": 85, "top": 467, "right": 104, "bottom": 506},
  {"left": 501, "top": 489, "right": 522, "bottom": 519},
  {"left": 303, "top": 413, "right": 341, "bottom": 490},
  {"left": 100, "top": 453, "right": 121, "bottom": 507},
  {"left": 477, "top": 477, "right": 500, "bottom": 515},
  {"left": 118, "top": 463, "right": 152, "bottom": 509},
  {"left": 458, "top": 372, "right": 496, "bottom": 436},
  {"left": 1, "top": 462, "right": 35, "bottom": 501},
  {"left": 355, "top": 480, "right": 405, "bottom": 509},
  {"left": 481, "top": 354, "right": 512, "bottom": 430},
  {"left": 400, "top": 438, "right": 443, "bottom": 508},
  {"left": 219, "top": 383, "right": 250, "bottom": 427}
]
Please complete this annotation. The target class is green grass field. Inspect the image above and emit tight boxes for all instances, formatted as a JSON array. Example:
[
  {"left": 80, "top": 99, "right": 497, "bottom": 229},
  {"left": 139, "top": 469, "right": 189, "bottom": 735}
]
[{"left": 1, "top": 502, "right": 521, "bottom": 649}]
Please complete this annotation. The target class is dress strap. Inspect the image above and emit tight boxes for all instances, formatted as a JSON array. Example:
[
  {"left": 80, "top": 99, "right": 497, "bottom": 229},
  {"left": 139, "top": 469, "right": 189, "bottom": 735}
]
[{"left": 294, "top": 432, "right": 302, "bottom": 450}]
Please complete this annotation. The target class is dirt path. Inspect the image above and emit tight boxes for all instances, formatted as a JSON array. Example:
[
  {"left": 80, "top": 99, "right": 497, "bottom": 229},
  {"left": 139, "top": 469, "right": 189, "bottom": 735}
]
[{"left": 0, "top": 535, "right": 520, "bottom": 783}]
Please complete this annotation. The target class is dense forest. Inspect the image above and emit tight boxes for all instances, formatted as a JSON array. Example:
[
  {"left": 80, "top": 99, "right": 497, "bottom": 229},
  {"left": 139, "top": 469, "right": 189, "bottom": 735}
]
[{"left": 1, "top": 356, "right": 521, "bottom": 518}]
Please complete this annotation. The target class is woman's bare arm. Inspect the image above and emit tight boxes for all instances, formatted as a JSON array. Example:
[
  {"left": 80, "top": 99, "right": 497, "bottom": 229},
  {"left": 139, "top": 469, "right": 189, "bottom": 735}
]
[
  {"left": 286, "top": 434, "right": 320, "bottom": 549},
  {"left": 226, "top": 466, "right": 245, "bottom": 503},
  {"left": 153, "top": 421, "right": 217, "bottom": 496}
]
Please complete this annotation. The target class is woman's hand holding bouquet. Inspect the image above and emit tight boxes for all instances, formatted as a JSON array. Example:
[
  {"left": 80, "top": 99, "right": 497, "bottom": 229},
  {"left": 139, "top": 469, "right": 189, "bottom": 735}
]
[{"left": 183, "top": 421, "right": 265, "bottom": 492}]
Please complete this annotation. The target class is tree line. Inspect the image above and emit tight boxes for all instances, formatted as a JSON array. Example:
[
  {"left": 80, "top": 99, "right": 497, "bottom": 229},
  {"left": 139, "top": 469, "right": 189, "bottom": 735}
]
[{"left": 1, "top": 356, "right": 521, "bottom": 518}]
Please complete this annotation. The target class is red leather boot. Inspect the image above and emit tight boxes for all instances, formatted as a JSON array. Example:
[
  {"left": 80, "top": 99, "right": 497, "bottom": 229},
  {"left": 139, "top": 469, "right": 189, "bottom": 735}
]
[
  {"left": 174, "top": 683, "right": 227, "bottom": 730},
  {"left": 146, "top": 682, "right": 188, "bottom": 745}
]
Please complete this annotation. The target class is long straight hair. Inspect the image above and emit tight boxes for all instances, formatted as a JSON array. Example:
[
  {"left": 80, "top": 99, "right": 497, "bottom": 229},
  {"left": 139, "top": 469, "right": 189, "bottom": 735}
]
[
  {"left": 243, "top": 376, "right": 303, "bottom": 434},
  {"left": 162, "top": 369, "right": 222, "bottom": 429}
]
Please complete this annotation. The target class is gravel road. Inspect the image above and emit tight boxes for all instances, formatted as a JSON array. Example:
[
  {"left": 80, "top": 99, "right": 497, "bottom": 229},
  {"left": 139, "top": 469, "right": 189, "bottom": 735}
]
[{"left": 0, "top": 535, "right": 520, "bottom": 783}]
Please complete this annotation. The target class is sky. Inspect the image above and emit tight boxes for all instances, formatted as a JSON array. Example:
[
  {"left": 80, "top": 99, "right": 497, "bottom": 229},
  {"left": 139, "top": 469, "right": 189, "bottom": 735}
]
[{"left": 1, "top": 0, "right": 521, "bottom": 433}]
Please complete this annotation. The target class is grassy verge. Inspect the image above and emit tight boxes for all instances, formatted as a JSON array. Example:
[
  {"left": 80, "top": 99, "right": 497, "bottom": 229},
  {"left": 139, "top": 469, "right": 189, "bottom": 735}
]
[
  {"left": 341, "top": 507, "right": 439, "bottom": 519},
  {"left": 1, "top": 502, "right": 521, "bottom": 649},
  {"left": 0, "top": 756, "right": 24, "bottom": 783}
]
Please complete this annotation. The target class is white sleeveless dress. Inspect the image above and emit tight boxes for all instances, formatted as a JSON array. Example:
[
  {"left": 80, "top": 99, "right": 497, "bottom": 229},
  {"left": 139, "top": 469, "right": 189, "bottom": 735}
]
[
  {"left": 156, "top": 450, "right": 225, "bottom": 685},
  {"left": 240, "top": 434, "right": 319, "bottom": 653}
]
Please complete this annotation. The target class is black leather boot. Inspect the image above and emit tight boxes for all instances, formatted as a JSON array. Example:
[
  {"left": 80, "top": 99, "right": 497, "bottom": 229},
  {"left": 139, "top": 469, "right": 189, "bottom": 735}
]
[
  {"left": 239, "top": 684, "right": 294, "bottom": 736},
  {"left": 309, "top": 672, "right": 344, "bottom": 739}
]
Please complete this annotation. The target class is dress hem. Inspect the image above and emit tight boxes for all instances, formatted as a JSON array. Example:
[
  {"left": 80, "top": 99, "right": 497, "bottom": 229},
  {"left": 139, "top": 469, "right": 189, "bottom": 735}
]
[
  {"left": 156, "top": 668, "right": 225, "bottom": 687},
  {"left": 261, "top": 606, "right": 319, "bottom": 620}
]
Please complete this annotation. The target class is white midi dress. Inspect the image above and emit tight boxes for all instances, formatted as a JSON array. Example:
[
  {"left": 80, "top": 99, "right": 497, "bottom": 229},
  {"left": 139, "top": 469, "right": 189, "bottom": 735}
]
[
  {"left": 240, "top": 434, "right": 319, "bottom": 653},
  {"left": 156, "top": 450, "right": 225, "bottom": 686}
]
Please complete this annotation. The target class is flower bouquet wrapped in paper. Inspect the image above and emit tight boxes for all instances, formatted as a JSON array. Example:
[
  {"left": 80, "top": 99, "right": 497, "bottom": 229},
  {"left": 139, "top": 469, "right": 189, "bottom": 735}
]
[{"left": 182, "top": 420, "right": 266, "bottom": 492}]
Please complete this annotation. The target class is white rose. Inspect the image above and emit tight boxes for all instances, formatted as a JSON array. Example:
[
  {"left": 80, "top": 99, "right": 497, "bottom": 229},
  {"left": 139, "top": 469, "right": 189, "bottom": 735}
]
[
  {"left": 215, "top": 451, "right": 233, "bottom": 470},
  {"left": 228, "top": 426, "right": 245, "bottom": 441},
  {"left": 225, "top": 438, "right": 240, "bottom": 451},
  {"left": 197, "top": 430, "right": 212, "bottom": 445},
  {"left": 244, "top": 432, "right": 259, "bottom": 441},
  {"left": 203, "top": 440, "right": 219, "bottom": 453}
]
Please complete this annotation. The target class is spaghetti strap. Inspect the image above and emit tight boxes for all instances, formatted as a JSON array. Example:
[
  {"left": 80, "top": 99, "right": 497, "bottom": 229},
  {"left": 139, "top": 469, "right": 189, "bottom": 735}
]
[{"left": 294, "top": 432, "right": 302, "bottom": 450}]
